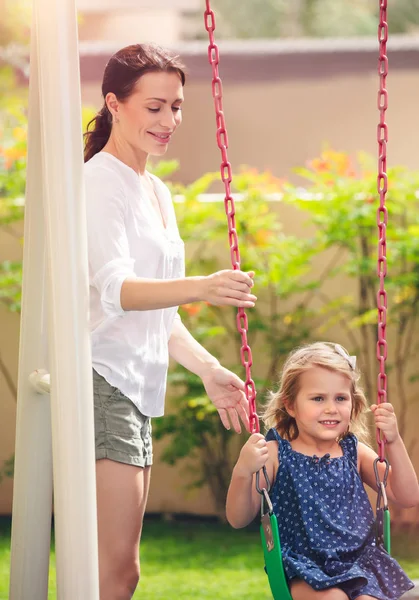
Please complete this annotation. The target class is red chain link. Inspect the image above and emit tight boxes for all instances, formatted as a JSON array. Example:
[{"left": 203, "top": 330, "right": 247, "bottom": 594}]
[
  {"left": 376, "top": 0, "right": 389, "bottom": 462},
  {"left": 204, "top": 1, "right": 259, "bottom": 434}
]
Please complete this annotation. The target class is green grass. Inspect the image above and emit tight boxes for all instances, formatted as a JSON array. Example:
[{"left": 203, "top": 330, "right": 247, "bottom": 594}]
[{"left": 0, "top": 516, "right": 418, "bottom": 599}]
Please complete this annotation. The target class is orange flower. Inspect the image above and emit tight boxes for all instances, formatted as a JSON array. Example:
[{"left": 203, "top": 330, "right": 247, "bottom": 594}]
[
  {"left": 247, "top": 167, "right": 259, "bottom": 177},
  {"left": 182, "top": 304, "right": 202, "bottom": 317},
  {"left": 309, "top": 158, "right": 330, "bottom": 173},
  {"left": 309, "top": 150, "right": 356, "bottom": 179},
  {"left": 253, "top": 229, "right": 273, "bottom": 246},
  {"left": 262, "top": 169, "right": 285, "bottom": 192},
  {"left": 3, "top": 146, "right": 26, "bottom": 169},
  {"left": 13, "top": 127, "right": 27, "bottom": 142}
]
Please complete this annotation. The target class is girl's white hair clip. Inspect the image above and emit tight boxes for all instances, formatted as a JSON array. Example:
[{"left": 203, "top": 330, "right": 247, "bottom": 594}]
[{"left": 334, "top": 344, "right": 357, "bottom": 370}]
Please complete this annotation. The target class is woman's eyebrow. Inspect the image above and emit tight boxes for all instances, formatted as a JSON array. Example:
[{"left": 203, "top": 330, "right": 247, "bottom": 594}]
[{"left": 145, "top": 97, "right": 184, "bottom": 103}]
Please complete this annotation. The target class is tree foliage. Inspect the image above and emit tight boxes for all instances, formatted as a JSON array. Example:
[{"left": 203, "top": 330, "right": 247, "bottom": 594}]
[{"left": 209, "top": 0, "right": 419, "bottom": 39}]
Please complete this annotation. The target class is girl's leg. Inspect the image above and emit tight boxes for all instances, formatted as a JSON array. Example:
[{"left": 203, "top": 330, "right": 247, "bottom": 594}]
[
  {"left": 96, "top": 459, "right": 151, "bottom": 600},
  {"left": 290, "top": 580, "right": 350, "bottom": 600}
]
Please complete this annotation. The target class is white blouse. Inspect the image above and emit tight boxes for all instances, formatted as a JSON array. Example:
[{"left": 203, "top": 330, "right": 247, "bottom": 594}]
[{"left": 84, "top": 152, "right": 185, "bottom": 417}]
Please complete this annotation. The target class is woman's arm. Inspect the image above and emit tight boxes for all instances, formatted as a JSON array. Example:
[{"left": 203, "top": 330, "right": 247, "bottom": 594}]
[
  {"left": 168, "top": 315, "right": 219, "bottom": 374},
  {"left": 86, "top": 167, "right": 256, "bottom": 315},
  {"left": 168, "top": 317, "right": 250, "bottom": 432},
  {"left": 359, "top": 403, "right": 419, "bottom": 508},
  {"left": 226, "top": 436, "right": 277, "bottom": 528},
  {"left": 120, "top": 269, "right": 256, "bottom": 312}
]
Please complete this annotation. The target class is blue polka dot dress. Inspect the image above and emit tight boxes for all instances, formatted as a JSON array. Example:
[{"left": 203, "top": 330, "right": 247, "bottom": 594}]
[{"left": 266, "top": 429, "right": 414, "bottom": 599}]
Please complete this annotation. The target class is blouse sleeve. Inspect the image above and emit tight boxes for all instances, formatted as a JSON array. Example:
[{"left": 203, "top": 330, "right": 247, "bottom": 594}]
[{"left": 85, "top": 166, "right": 137, "bottom": 317}]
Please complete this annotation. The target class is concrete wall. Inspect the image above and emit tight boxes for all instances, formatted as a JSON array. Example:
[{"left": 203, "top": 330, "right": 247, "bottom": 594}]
[
  {"left": 77, "top": 0, "right": 200, "bottom": 45},
  {"left": 1, "top": 39, "right": 419, "bottom": 523}
]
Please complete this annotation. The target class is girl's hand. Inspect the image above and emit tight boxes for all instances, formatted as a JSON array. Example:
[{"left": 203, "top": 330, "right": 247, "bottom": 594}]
[
  {"left": 234, "top": 433, "right": 269, "bottom": 478},
  {"left": 370, "top": 402, "right": 400, "bottom": 444},
  {"left": 200, "top": 270, "right": 257, "bottom": 308}
]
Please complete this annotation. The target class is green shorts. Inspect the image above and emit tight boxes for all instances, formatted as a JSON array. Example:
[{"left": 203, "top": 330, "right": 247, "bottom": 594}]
[{"left": 93, "top": 369, "right": 153, "bottom": 467}]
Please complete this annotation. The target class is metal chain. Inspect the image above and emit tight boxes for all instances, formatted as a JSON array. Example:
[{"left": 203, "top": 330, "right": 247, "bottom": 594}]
[
  {"left": 376, "top": 0, "right": 389, "bottom": 462},
  {"left": 204, "top": 0, "right": 259, "bottom": 434}
]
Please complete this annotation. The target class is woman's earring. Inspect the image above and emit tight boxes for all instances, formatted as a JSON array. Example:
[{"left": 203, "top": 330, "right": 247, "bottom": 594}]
[{"left": 113, "top": 115, "right": 119, "bottom": 124}]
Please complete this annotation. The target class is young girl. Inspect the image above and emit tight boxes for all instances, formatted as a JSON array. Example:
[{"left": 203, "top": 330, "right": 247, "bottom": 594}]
[{"left": 226, "top": 342, "right": 419, "bottom": 600}]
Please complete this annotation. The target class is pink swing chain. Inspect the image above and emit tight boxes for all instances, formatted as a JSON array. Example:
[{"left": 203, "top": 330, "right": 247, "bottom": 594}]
[
  {"left": 203, "top": 0, "right": 390, "bottom": 449},
  {"left": 203, "top": 1, "right": 259, "bottom": 434},
  {"left": 376, "top": 0, "right": 389, "bottom": 463}
]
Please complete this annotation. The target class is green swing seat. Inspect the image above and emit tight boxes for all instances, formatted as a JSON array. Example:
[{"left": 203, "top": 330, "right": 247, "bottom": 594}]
[
  {"left": 257, "top": 469, "right": 293, "bottom": 600},
  {"left": 258, "top": 461, "right": 391, "bottom": 600},
  {"left": 260, "top": 492, "right": 293, "bottom": 600},
  {"left": 381, "top": 509, "right": 391, "bottom": 555},
  {"left": 375, "top": 456, "right": 391, "bottom": 556}
]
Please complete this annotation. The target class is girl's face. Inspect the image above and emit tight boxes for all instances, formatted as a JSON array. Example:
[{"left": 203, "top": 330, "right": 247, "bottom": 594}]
[
  {"left": 107, "top": 70, "right": 184, "bottom": 158},
  {"left": 287, "top": 366, "right": 353, "bottom": 443}
]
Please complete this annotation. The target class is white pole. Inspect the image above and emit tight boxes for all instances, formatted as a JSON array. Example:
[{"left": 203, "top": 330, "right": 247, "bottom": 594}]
[
  {"left": 35, "top": 0, "right": 99, "bottom": 595},
  {"left": 33, "top": 0, "right": 99, "bottom": 596},
  {"left": 9, "top": 8, "right": 53, "bottom": 597}
]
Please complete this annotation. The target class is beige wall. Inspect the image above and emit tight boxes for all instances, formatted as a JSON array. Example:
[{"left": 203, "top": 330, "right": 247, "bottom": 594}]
[
  {"left": 79, "top": 10, "right": 183, "bottom": 46},
  {"left": 77, "top": 0, "right": 200, "bottom": 45},
  {"left": 1, "top": 44, "right": 419, "bottom": 521},
  {"left": 80, "top": 43, "right": 419, "bottom": 181},
  {"left": 160, "top": 67, "right": 419, "bottom": 184}
]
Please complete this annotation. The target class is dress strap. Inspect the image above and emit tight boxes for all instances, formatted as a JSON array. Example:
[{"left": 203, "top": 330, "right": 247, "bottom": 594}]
[
  {"left": 340, "top": 433, "right": 359, "bottom": 470},
  {"left": 265, "top": 428, "right": 291, "bottom": 461},
  {"left": 265, "top": 427, "right": 281, "bottom": 443}
]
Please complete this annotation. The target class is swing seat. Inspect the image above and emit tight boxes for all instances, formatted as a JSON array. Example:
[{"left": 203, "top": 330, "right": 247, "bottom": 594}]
[
  {"left": 260, "top": 512, "right": 293, "bottom": 600},
  {"left": 383, "top": 509, "right": 391, "bottom": 554},
  {"left": 374, "top": 458, "right": 391, "bottom": 555},
  {"left": 376, "top": 506, "right": 391, "bottom": 555}
]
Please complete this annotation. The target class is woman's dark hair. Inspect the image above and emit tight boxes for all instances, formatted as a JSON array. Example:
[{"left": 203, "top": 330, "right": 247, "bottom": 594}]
[{"left": 84, "top": 43, "right": 186, "bottom": 162}]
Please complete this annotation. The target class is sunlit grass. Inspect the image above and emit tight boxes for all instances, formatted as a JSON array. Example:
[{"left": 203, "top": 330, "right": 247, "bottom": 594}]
[{"left": 0, "top": 517, "right": 418, "bottom": 599}]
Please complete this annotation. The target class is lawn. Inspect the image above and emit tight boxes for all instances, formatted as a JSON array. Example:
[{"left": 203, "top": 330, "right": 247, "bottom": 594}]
[{"left": 0, "top": 516, "right": 418, "bottom": 599}]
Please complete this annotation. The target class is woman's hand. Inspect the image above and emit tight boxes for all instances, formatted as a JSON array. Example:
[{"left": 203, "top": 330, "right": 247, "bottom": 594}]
[
  {"left": 199, "top": 270, "right": 256, "bottom": 308},
  {"left": 370, "top": 402, "right": 400, "bottom": 444},
  {"left": 201, "top": 364, "right": 251, "bottom": 433},
  {"left": 234, "top": 433, "right": 269, "bottom": 478}
]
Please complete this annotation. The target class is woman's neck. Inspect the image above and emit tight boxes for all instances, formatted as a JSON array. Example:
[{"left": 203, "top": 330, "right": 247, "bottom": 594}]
[{"left": 102, "top": 137, "right": 148, "bottom": 176}]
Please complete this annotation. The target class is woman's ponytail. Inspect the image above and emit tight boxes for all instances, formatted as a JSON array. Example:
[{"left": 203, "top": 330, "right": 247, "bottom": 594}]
[{"left": 83, "top": 105, "right": 112, "bottom": 162}]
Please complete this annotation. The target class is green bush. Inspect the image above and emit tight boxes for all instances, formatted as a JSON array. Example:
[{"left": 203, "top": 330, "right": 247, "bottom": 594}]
[{"left": 288, "top": 148, "right": 419, "bottom": 441}]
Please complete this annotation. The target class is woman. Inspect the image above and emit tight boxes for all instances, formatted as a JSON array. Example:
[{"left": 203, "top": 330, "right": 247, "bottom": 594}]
[{"left": 84, "top": 43, "right": 256, "bottom": 600}]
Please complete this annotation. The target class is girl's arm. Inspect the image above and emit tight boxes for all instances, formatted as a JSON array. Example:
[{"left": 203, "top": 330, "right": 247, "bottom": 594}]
[
  {"left": 359, "top": 402, "right": 419, "bottom": 508},
  {"left": 168, "top": 317, "right": 250, "bottom": 433},
  {"left": 226, "top": 436, "right": 278, "bottom": 528}
]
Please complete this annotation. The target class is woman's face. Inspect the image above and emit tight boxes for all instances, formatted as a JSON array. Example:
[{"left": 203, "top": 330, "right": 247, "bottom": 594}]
[{"left": 107, "top": 70, "right": 184, "bottom": 157}]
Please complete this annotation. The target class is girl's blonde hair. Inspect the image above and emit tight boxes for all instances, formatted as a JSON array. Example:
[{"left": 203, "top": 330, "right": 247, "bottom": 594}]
[{"left": 263, "top": 342, "right": 370, "bottom": 444}]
